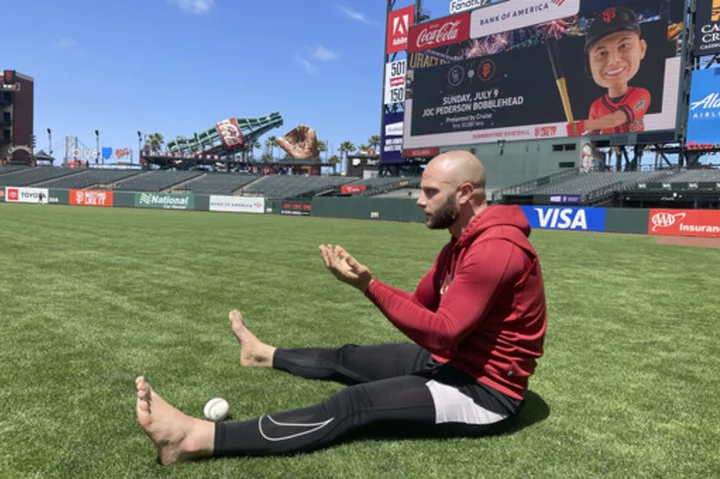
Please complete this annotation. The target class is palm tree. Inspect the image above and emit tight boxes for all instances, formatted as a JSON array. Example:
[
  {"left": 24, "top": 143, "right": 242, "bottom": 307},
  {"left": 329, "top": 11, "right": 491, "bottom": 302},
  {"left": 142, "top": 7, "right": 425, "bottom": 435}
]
[
  {"left": 368, "top": 135, "right": 381, "bottom": 154},
  {"left": 265, "top": 137, "right": 274, "bottom": 159},
  {"left": 328, "top": 154, "right": 341, "bottom": 174},
  {"left": 144, "top": 133, "right": 164, "bottom": 152},
  {"left": 249, "top": 140, "right": 261, "bottom": 160},
  {"left": 339, "top": 141, "right": 355, "bottom": 172},
  {"left": 317, "top": 140, "right": 328, "bottom": 162},
  {"left": 267, "top": 136, "right": 277, "bottom": 160}
]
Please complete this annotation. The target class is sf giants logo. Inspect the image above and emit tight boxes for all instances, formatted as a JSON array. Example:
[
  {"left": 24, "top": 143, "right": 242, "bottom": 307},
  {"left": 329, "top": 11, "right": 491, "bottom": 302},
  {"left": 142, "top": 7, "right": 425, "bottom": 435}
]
[
  {"left": 603, "top": 8, "right": 616, "bottom": 23},
  {"left": 477, "top": 59, "right": 496, "bottom": 81}
]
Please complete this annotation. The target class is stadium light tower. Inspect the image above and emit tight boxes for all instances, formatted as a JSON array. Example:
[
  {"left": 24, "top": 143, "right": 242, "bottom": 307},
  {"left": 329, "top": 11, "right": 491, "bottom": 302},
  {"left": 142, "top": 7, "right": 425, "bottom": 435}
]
[
  {"left": 137, "top": 131, "right": 142, "bottom": 164},
  {"left": 47, "top": 128, "right": 52, "bottom": 156},
  {"left": 94, "top": 129, "right": 100, "bottom": 165}
]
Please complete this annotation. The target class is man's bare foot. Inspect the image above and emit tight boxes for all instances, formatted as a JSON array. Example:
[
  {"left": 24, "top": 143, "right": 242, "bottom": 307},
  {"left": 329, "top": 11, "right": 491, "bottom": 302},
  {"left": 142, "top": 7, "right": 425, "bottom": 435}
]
[
  {"left": 228, "top": 309, "right": 276, "bottom": 368},
  {"left": 135, "top": 376, "right": 215, "bottom": 466}
]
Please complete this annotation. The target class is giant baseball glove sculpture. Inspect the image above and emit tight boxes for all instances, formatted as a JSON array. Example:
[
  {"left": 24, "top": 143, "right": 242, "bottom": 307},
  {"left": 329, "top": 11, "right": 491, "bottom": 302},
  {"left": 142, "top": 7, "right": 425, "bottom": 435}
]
[{"left": 276, "top": 124, "right": 320, "bottom": 159}]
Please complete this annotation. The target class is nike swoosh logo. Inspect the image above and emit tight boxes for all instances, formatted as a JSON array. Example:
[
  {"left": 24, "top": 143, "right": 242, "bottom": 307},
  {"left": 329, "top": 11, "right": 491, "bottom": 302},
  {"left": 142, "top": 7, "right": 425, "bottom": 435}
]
[{"left": 258, "top": 415, "right": 335, "bottom": 442}]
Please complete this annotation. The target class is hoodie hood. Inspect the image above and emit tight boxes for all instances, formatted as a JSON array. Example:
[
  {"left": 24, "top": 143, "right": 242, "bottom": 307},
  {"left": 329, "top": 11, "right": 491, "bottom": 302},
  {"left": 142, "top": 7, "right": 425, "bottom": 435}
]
[{"left": 454, "top": 205, "right": 531, "bottom": 251}]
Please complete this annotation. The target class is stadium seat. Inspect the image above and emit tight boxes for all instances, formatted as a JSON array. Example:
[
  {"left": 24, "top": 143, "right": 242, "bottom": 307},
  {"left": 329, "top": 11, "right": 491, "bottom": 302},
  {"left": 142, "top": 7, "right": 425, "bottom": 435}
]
[{"left": 112, "top": 170, "right": 204, "bottom": 192}]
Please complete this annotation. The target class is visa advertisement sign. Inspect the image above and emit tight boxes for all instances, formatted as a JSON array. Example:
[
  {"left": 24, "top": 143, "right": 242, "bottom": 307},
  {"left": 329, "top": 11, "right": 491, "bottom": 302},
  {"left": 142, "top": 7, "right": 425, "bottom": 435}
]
[
  {"left": 521, "top": 206, "right": 606, "bottom": 232},
  {"left": 686, "top": 68, "right": 720, "bottom": 151}
]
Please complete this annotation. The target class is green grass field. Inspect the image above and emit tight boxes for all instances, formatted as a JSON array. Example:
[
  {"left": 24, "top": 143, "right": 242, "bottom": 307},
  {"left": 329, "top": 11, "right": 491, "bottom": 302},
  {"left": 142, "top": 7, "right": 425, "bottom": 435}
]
[{"left": 1, "top": 203, "right": 719, "bottom": 478}]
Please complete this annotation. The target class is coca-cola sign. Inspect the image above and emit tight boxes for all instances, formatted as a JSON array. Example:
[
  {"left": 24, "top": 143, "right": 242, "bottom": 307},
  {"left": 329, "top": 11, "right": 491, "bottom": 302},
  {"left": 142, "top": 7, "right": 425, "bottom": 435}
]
[
  {"left": 408, "top": 12, "right": 470, "bottom": 53},
  {"left": 215, "top": 118, "right": 246, "bottom": 151}
]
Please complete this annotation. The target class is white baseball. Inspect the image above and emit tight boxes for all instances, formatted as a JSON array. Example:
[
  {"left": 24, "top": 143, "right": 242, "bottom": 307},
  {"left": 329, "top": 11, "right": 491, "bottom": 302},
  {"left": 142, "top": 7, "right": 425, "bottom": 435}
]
[{"left": 203, "top": 397, "right": 230, "bottom": 421}]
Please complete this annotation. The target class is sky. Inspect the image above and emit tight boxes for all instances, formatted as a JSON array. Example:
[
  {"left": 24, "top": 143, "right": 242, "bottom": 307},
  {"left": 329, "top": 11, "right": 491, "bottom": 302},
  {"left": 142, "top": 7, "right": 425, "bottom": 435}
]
[
  {"left": 4, "top": 0, "right": 717, "bottom": 171},
  {"left": 2, "top": 0, "right": 461, "bottom": 171}
]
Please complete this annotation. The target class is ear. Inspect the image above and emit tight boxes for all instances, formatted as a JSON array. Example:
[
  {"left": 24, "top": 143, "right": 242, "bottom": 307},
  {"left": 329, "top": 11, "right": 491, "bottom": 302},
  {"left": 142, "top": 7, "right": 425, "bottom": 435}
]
[
  {"left": 639, "top": 39, "right": 647, "bottom": 59},
  {"left": 457, "top": 183, "right": 475, "bottom": 205}
]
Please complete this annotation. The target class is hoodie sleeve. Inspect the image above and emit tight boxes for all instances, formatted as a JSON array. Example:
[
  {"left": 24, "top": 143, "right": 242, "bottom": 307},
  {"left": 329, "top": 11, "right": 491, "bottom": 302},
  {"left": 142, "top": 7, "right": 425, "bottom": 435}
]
[
  {"left": 373, "top": 261, "right": 439, "bottom": 311},
  {"left": 365, "top": 239, "right": 525, "bottom": 353}
]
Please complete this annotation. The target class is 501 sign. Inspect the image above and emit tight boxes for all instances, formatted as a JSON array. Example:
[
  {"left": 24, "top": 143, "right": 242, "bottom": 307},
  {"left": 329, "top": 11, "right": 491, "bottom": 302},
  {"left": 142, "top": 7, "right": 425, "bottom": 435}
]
[{"left": 384, "top": 60, "right": 407, "bottom": 105}]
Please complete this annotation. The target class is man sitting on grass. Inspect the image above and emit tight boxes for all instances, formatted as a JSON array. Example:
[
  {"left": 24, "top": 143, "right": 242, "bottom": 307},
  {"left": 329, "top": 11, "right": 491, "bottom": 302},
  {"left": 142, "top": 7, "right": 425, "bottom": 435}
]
[{"left": 134, "top": 150, "right": 548, "bottom": 465}]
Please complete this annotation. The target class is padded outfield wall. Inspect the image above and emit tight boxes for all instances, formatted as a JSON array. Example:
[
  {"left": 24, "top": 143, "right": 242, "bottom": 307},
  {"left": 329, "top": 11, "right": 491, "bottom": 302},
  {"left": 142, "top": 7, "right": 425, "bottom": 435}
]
[
  {"left": 439, "top": 138, "right": 582, "bottom": 191},
  {"left": 2, "top": 186, "right": 719, "bottom": 238}
]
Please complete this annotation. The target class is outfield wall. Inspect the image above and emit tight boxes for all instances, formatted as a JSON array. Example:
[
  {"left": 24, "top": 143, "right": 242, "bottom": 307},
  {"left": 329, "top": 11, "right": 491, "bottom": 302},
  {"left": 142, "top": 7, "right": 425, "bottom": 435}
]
[{"left": 2, "top": 186, "right": 718, "bottom": 238}]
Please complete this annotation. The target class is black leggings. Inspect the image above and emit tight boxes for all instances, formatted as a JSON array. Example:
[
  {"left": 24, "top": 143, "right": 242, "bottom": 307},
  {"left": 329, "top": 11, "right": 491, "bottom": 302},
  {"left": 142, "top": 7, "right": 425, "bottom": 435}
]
[{"left": 213, "top": 343, "right": 521, "bottom": 458}]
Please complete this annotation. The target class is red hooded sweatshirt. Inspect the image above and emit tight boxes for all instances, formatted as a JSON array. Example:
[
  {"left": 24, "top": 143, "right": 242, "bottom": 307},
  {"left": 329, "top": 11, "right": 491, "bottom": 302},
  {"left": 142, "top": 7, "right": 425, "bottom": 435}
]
[{"left": 364, "top": 204, "right": 547, "bottom": 400}]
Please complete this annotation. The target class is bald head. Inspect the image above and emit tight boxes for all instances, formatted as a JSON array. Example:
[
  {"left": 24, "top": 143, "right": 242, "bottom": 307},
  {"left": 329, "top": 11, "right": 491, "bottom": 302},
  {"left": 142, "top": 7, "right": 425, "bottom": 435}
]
[
  {"left": 417, "top": 151, "right": 488, "bottom": 231},
  {"left": 424, "top": 150, "right": 486, "bottom": 191}
]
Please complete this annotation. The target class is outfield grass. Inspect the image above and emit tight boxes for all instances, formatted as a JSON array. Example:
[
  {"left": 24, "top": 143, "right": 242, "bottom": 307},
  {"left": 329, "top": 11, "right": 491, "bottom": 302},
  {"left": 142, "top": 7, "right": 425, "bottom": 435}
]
[{"left": 0, "top": 203, "right": 718, "bottom": 478}]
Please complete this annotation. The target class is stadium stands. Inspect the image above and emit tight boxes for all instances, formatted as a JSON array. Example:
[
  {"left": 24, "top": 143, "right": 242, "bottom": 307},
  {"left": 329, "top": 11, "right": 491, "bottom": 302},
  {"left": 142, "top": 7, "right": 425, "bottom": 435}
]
[
  {"left": 373, "top": 188, "right": 421, "bottom": 198},
  {"left": 0, "top": 165, "right": 27, "bottom": 176},
  {"left": 356, "top": 177, "right": 421, "bottom": 197},
  {"left": 240, "top": 175, "right": 357, "bottom": 198},
  {"left": 3, "top": 165, "right": 716, "bottom": 203},
  {"left": 0, "top": 167, "right": 83, "bottom": 187},
  {"left": 525, "top": 171, "right": 674, "bottom": 196},
  {"left": 175, "top": 172, "right": 259, "bottom": 195},
  {"left": 494, "top": 169, "right": 684, "bottom": 204},
  {"left": 112, "top": 170, "right": 204, "bottom": 192},
  {"left": 655, "top": 169, "right": 720, "bottom": 183},
  {"left": 37, "top": 169, "right": 143, "bottom": 189}
]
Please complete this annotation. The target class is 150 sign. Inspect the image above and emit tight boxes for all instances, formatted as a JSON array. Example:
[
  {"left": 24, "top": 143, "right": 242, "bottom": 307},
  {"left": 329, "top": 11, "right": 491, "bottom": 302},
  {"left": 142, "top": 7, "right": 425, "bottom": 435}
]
[{"left": 384, "top": 60, "right": 407, "bottom": 105}]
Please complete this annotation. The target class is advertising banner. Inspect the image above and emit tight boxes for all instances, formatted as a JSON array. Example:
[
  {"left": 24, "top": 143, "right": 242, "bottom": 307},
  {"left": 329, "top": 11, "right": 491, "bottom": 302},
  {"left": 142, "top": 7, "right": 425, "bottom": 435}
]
[
  {"left": 548, "top": 195, "right": 582, "bottom": 204},
  {"left": 648, "top": 209, "right": 720, "bottom": 237},
  {"left": 403, "top": 147, "right": 441, "bottom": 157},
  {"left": 408, "top": 12, "right": 471, "bottom": 53},
  {"left": 382, "top": 111, "right": 404, "bottom": 164},
  {"left": 215, "top": 118, "right": 246, "bottom": 151},
  {"left": 694, "top": 0, "right": 720, "bottom": 56},
  {"left": 404, "top": 0, "right": 686, "bottom": 148},
  {"left": 281, "top": 201, "right": 312, "bottom": 216},
  {"left": 387, "top": 5, "right": 415, "bottom": 54},
  {"left": 209, "top": 195, "right": 264, "bottom": 214},
  {"left": 521, "top": 206, "right": 606, "bottom": 232},
  {"left": 70, "top": 190, "right": 114, "bottom": 207},
  {"left": 5, "top": 187, "right": 49, "bottom": 204},
  {"left": 134, "top": 192, "right": 194, "bottom": 210},
  {"left": 686, "top": 68, "right": 720, "bottom": 151},
  {"left": 384, "top": 60, "right": 407, "bottom": 105},
  {"left": 450, "top": 0, "right": 493, "bottom": 15},
  {"left": 341, "top": 185, "right": 368, "bottom": 194}
]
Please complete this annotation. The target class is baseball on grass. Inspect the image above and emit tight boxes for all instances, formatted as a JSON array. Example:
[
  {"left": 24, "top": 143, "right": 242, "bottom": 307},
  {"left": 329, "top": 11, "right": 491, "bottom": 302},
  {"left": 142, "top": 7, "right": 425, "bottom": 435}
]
[{"left": 203, "top": 397, "right": 230, "bottom": 421}]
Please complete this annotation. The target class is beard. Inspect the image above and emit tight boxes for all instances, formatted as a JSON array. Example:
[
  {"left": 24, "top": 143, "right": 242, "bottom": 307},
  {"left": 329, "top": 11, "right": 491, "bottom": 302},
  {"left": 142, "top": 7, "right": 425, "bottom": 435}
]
[{"left": 425, "top": 194, "right": 459, "bottom": 230}]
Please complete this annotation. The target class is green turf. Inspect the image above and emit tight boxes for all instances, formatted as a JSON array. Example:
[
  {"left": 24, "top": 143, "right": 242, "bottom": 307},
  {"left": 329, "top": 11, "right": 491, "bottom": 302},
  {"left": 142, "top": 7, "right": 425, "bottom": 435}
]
[{"left": 0, "top": 203, "right": 718, "bottom": 478}]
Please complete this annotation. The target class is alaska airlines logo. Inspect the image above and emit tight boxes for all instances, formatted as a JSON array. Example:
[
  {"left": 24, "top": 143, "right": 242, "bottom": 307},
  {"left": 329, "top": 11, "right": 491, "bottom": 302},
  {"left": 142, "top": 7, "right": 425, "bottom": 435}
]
[{"left": 690, "top": 93, "right": 720, "bottom": 110}]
